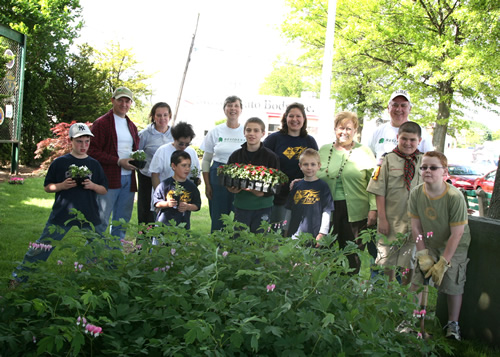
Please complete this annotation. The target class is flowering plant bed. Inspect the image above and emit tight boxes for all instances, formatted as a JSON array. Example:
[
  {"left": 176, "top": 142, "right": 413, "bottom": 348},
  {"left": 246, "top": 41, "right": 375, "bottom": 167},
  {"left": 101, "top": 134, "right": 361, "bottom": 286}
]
[
  {"left": 130, "top": 150, "right": 146, "bottom": 169},
  {"left": 217, "top": 163, "right": 288, "bottom": 193},
  {"left": 8, "top": 177, "right": 24, "bottom": 185}
]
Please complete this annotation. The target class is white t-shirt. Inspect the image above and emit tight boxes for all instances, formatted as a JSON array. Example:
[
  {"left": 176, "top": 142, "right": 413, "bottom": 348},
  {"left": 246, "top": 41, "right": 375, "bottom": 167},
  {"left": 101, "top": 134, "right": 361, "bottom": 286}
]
[
  {"left": 200, "top": 123, "right": 246, "bottom": 164},
  {"left": 114, "top": 115, "right": 133, "bottom": 175},
  {"left": 149, "top": 143, "right": 201, "bottom": 183},
  {"left": 363, "top": 122, "right": 434, "bottom": 162}
]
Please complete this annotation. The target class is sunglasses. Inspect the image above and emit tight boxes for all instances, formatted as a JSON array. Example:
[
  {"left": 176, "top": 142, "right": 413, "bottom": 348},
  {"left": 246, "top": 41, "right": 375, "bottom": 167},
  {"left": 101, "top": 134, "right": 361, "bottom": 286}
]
[
  {"left": 419, "top": 166, "right": 444, "bottom": 171},
  {"left": 176, "top": 141, "right": 191, "bottom": 148}
]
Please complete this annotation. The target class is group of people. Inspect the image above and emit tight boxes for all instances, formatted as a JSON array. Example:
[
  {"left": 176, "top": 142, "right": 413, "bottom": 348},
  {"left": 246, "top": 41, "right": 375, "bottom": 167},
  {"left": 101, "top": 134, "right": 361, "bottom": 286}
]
[{"left": 11, "top": 88, "right": 470, "bottom": 341}]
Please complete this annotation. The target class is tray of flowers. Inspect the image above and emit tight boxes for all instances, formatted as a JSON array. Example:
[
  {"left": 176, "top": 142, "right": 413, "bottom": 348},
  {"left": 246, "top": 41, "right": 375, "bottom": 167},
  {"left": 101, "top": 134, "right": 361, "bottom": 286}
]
[{"left": 217, "top": 163, "right": 288, "bottom": 194}]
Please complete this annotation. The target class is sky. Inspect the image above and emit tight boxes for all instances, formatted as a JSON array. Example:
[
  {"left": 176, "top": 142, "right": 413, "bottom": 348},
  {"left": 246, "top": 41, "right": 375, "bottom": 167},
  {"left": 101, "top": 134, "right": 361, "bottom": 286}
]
[
  {"left": 76, "top": 0, "right": 500, "bottom": 132},
  {"left": 77, "top": 0, "right": 291, "bottom": 105}
]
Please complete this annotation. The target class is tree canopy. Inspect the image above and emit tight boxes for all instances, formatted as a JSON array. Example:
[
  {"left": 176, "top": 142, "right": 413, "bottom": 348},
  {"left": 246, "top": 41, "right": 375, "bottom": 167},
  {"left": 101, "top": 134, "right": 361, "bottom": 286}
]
[{"left": 272, "top": 0, "right": 500, "bottom": 150}]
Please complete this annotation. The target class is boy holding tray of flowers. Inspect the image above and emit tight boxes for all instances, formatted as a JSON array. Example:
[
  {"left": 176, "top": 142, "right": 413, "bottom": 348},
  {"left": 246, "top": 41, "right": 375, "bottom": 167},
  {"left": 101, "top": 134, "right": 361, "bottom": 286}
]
[
  {"left": 11, "top": 123, "right": 108, "bottom": 283},
  {"left": 226, "top": 117, "right": 280, "bottom": 233},
  {"left": 284, "top": 148, "right": 334, "bottom": 242},
  {"left": 153, "top": 150, "right": 201, "bottom": 229}
]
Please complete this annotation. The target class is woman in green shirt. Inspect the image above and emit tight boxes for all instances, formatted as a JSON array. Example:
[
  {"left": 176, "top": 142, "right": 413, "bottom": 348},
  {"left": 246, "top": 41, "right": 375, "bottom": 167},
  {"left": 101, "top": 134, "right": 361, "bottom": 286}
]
[{"left": 317, "top": 111, "right": 377, "bottom": 274}]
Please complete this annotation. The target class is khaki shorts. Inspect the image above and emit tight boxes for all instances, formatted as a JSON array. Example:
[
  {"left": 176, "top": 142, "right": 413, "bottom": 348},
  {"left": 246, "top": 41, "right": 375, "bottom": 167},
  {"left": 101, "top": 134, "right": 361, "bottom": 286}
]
[
  {"left": 376, "top": 241, "right": 416, "bottom": 269},
  {"left": 412, "top": 248, "right": 469, "bottom": 295}
]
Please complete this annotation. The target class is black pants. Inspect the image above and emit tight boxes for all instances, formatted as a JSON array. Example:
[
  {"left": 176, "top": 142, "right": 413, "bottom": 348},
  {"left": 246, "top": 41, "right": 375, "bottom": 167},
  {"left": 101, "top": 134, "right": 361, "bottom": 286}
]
[
  {"left": 137, "top": 171, "right": 155, "bottom": 225},
  {"left": 332, "top": 200, "right": 368, "bottom": 275}
]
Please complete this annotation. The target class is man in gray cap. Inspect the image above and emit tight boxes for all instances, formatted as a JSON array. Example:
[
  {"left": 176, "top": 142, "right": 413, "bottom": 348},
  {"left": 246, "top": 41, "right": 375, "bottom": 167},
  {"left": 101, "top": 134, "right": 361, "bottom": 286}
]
[
  {"left": 88, "top": 87, "right": 140, "bottom": 239},
  {"left": 363, "top": 90, "right": 434, "bottom": 162}
]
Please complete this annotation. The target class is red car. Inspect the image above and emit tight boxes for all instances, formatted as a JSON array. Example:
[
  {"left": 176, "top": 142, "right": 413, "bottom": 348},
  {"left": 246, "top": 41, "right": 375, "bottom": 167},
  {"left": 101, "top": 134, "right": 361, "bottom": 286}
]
[
  {"left": 445, "top": 164, "right": 482, "bottom": 190},
  {"left": 473, "top": 169, "right": 496, "bottom": 194}
]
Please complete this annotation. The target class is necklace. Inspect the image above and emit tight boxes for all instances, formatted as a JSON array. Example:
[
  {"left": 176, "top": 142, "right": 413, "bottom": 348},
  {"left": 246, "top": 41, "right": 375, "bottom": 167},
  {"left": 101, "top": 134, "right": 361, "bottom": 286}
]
[{"left": 325, "top": 143, "right": 353, "bottom": 179}]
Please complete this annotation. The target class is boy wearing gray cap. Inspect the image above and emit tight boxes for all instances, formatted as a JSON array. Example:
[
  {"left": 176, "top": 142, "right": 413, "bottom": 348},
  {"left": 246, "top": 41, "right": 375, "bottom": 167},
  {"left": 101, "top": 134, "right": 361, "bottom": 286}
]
[{"left": 11, "top": 123, "right": 108, "bottom": 284}]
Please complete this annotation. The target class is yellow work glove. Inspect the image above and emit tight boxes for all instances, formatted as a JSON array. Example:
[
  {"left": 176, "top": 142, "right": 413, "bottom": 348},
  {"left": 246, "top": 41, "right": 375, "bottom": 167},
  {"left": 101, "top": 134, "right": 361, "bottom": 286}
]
[
  {"left": 415, "top": 249, "right": 435, "bottom": 274},
  {"left": 425, "top": 256, "right": 451, "bottom": 286}
]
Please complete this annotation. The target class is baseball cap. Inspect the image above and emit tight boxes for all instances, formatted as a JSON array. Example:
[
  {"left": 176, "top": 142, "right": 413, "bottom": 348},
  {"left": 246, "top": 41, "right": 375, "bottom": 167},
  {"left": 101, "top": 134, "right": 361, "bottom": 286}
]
[
  {"left": 112, "top": 87, "right": 133, "bottom": 100},
  {"left": 388, "top": 89, "right": 411, "bottom": 106},
  {"left": 69, "top": 123, "right": 94, "bottom": 138}
]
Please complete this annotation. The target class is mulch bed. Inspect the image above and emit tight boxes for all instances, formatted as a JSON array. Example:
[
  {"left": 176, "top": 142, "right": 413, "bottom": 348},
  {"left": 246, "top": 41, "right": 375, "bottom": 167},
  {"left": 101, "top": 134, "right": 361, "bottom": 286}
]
[{"left": 0, "top": 165, "right": 40, "bottom": 183}]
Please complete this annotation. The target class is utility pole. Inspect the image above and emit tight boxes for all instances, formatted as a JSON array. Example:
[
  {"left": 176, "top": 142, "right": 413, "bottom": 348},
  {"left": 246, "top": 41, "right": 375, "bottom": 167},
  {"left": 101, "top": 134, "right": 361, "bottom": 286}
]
[{"left": 173, "top": 13, "right": 200, "bottom": 124}]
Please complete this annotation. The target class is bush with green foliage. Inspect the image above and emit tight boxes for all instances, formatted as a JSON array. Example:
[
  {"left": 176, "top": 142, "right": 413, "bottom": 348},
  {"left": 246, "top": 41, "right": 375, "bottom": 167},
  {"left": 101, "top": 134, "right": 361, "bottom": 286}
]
[{"left": 0, "top": 215, "right": 453, "bottom": 356}]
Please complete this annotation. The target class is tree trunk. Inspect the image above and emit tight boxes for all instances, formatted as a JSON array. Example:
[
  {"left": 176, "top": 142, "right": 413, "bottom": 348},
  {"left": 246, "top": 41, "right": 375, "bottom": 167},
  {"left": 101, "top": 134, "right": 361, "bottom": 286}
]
[
  {"left": 487, "top": 157, "right": 500, "bottom": 219},
  {"left": 432, "top": 82, "right": 453, "bottom": 153}
]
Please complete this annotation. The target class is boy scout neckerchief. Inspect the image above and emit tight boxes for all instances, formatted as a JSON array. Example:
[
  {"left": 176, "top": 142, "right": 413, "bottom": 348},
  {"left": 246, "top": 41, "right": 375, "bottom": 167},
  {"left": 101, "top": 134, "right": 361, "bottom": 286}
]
[{"left": 392, "top": 146, "right": 421, "bottom": 191}]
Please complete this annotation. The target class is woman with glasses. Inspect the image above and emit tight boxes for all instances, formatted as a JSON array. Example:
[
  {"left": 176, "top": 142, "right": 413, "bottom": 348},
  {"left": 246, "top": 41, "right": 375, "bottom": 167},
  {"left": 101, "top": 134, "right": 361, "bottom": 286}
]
[
  {"left": 200, "top": 96, "right": 246, "bottom": 232},
  {"left": 137, "top": 102, "right": 174, "bottom": 224},
  {"left": 150, "top": 121, "right": 201, "bottom": 190},
  {"left": 317, "top": 111, "right": 377, "bottom": 274}
]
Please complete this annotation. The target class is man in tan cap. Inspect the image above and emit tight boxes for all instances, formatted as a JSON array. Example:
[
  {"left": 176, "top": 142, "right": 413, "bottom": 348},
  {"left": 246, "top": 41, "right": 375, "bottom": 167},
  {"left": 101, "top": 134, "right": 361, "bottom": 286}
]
[{"left": 88, "top": 87, "right": 140, "bottom": 239}]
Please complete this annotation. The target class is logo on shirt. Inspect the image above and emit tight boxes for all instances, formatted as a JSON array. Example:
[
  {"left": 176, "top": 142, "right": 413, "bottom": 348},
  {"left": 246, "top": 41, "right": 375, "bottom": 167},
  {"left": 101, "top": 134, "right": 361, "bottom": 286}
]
[
  {"left": 378, "top": 138, "right": 385, "bottom": 144},
  {"left": 293, "top": 189, "right": 320, "bottom": 205},
  {"left": 424, "top": 207, "right": 438, "bottom": 221},
  {"left": 167, "top": 190, "right": 192, "bottom": 203},
  {"left": 283, "top": 146, "right": 306, "bottom": 160}
]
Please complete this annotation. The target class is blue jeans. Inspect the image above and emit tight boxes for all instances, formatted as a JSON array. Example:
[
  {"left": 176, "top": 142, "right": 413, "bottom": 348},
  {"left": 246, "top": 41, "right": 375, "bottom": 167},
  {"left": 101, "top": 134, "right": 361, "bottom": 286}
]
[
  {"left": 209, "top": 162, "right": 235, "bottom": 232},
  {"left": 96, "top": 174, "right": 135, "bottom": 239},
  {"left": 12, "top": 221, "right": 73, "bottom": 281},
  {"left": 234, "top": 207, "right": 272, "bottom": 234}
]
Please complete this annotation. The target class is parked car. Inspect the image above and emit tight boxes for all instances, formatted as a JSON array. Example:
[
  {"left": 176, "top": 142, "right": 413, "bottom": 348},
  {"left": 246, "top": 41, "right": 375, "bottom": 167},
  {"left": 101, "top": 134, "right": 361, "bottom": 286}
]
[
  {"left": 445, "top": 164, "right": 482, "bottom": 190},
  {"left": 473, "top": 169, "right": 496, "bottom": 194}
]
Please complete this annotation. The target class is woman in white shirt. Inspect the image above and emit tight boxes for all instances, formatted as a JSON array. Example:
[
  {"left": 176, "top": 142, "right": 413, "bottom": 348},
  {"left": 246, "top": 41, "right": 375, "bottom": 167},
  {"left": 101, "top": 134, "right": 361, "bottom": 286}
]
[{"left": 200, "top": 96, "right": 246, "bottom": 232}]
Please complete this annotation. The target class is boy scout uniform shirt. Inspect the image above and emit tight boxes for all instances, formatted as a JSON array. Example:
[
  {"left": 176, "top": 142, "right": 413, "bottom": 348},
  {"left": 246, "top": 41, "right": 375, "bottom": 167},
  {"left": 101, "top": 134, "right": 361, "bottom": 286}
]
[{"left": 367, "top": 151, "right": 423, "bottom": 242}]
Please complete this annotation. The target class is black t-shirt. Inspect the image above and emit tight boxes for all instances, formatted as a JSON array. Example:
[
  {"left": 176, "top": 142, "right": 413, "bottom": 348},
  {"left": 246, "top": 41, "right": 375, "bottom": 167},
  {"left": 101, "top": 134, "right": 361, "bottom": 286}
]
[
  {"left": 285, "top": 179, "right": 334, "bottom": 237},
  {"left": 263, "top": 132, "right": 318, "bottom": 205},
  {"left": 45, "top": 154, "right": 108, "bottom": 226}
]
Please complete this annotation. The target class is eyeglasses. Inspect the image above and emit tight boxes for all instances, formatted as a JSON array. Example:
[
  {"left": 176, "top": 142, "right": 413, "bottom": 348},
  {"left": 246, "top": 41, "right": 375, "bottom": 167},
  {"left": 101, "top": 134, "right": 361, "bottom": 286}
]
[
  {"left": 176, "top": 141, "right": 191, "bottom": 148},
  {"left": 419, "top": 166, "right": 444, "bottom": 171}
]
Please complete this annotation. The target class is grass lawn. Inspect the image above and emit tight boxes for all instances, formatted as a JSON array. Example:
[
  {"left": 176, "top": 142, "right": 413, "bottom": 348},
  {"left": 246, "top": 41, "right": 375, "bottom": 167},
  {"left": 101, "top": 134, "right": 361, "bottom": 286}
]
[{"left": 0, "top": 175, "right": 498, "bottom": 355}]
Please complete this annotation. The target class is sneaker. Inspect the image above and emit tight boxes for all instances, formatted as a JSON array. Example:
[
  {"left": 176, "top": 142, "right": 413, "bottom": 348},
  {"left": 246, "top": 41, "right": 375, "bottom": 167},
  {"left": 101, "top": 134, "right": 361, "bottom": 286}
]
[{"left": 444, "top": 321, "right": 461, "bottom": 341}]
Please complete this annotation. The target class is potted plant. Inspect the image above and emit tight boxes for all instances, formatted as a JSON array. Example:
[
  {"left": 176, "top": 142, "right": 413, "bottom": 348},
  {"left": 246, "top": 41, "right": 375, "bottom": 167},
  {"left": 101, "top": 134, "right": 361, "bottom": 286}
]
[
  {"left": 217, "top": 163, "right": 288, "bottom": 193},
  {"left": 171, "top": 180, "right": 186, "bottom": 210},
  {"left": 68, "top": 164, "right": 92, "bottom": 186},
  {"left": 189, "top": 167, "right": 201, "bottom": 186},
  {"left": 130, "top": 150, "right": 146, "bottom": 169}
]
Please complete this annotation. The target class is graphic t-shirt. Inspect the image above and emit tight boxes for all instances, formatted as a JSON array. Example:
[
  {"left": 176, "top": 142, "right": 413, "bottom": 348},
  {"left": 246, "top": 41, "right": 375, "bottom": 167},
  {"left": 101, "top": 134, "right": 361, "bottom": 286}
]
[
  {"left": 285, "top": 179, "right": 334, "bottom": 238},
  {"left": 263, "top": 132, "right": 318, "bottom": 205},
  {"left": 153, "top": 177, "right": 201, "bottom": 229}
]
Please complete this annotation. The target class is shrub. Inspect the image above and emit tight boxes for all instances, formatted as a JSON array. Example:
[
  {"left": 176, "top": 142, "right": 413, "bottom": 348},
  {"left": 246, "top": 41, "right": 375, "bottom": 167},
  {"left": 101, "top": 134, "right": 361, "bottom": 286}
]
[
  {"left": 0, "top": 215, "right": 453, "bottom": 356},
  {"left": 34, "top": 121, "right": 93, "bottom": 172}
]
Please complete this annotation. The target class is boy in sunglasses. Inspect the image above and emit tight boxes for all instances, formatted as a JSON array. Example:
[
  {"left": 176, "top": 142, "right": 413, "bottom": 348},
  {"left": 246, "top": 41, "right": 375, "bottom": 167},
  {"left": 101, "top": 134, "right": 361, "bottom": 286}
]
[
  {"left": 367, "top": 121, "right": 424, "bottom": 284},
  {"left": 409, "top": 151, "right": 470, "bottom": 341}
]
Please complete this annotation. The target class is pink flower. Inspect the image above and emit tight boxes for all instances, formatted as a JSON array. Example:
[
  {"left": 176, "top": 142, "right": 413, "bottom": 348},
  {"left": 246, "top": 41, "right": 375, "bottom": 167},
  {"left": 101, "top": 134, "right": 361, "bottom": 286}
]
[
  {"left": 171, "top": 248, "right": 176, "bottom": 256},
  {"left": 420, "top": 309, "right": 426, "bottom": 316},
  {"left": 222, "top": 251, "right": 229, "bottom": 257},
  {"left": 266, "top": 284, "right": 276, "bottom": 292},
  {"left": 78, "top": 264, "right": 83, "bottom": 271},
  {"left": 426, "top": 232, "right": 433, "bottom": 239},
  {"left": 416, "top": 234, "right": 423, "bottom": 243},
  {"left": 57, "top": 260, "right": 63, "bottom": 265},
  {"left": 283, "top": 220, "right": 288, "bottom": 225},
  {"left": 154, "top": 267, "right": 159, "bottom": 272},
  {"left": 417, "top": 332, "right": 423, "bottom": 339}
]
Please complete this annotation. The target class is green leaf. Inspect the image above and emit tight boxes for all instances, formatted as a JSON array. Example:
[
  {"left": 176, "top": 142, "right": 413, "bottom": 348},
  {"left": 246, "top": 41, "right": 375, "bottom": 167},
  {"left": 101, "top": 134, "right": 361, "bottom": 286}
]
[
  {"left": 230, "top": 332, "right": 244, "bottom": 348},
  {"left": 322, "top": 313, "right": 336, "bottom": 328},
  {"left": 71, "top": 333, "right": 85, "bottom": 355}
]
